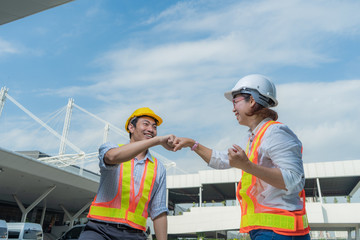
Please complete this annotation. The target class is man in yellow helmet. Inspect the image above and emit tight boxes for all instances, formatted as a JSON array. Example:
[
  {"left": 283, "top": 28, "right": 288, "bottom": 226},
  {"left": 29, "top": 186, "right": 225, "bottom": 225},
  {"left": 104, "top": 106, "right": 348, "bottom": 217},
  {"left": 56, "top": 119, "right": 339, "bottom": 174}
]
[{"left": 80, "top": 107, "right": 175, "bottom": 240}]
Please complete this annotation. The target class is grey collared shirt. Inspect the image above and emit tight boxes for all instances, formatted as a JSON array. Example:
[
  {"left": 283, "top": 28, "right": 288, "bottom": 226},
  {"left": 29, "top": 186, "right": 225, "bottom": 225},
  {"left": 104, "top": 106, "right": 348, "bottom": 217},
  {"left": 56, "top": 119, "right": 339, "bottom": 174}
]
[{"left": 94, "top": 142, "right": 168, "bottom": 221}]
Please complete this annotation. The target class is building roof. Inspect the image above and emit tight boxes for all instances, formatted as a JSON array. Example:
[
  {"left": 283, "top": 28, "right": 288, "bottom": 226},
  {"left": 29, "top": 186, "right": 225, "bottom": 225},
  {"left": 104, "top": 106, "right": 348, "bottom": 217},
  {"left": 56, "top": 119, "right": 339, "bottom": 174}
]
[
  {"left": 0, "top": 147, "right": 99, "bottom": 213},
  {"left": 1, "top": 147, "right": 359, "bottom": 213},
  {"left": 0, "top": 0, "right": 73, "bottom": 25}
]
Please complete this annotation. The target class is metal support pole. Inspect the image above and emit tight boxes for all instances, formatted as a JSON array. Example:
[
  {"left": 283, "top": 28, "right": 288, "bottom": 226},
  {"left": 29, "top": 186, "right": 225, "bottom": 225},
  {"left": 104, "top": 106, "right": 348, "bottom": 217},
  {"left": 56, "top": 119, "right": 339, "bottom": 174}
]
[
  {"left": 199, "top": 186, "right": 202, "bottom": 207},
  {"left": 40, "top": 200, "right": 47, "bottom": 226},
  {"left": 14, "top": 185, "right": 56, "bottom": 222},
  {"left": 60, "top": 201, "right": 92, "bottom": 228},
  {"left": 79, "top": 154, "right": 85, "bottom": 176},
  {"left": 103, "top": 123, "right": 109, "bottom": 143},
  {"left": 13, "top": 195, "right": 26, "bottom": 221},
  {"left": 59, "top": 98, "right": 74, "bottom": 155},
  {"left": 235, "top": 182, "right": 239, "bottom": 206},
  {"left": 316, "top": 178, "right": 323, "bottom": 204},
  {"left": 0, "top": 87, "right": 9, "bottom": 118},
  {"left": 166, "top": 188, "right": 169, "bottom": 210},
  {"left": 5, "top": 94, "right": 83, "bottom": 154}
]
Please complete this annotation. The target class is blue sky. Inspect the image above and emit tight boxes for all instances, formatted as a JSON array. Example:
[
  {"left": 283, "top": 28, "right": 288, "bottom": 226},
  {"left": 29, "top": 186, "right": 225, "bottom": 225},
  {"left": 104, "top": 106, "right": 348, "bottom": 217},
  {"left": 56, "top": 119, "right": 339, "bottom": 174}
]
[{"left": 1, "top": 0, "right": 360, "bottom": 174}]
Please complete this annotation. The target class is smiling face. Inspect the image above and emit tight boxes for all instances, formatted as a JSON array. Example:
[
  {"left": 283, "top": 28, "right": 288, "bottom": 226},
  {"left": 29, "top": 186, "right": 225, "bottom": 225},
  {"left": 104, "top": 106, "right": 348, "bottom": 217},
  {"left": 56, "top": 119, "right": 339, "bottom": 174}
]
[
  {"left": 232, "top": 93, "right": 254, "bottom": 126},
  {"left": 128, "top": 116, "right": 158, "bottom": 142}
]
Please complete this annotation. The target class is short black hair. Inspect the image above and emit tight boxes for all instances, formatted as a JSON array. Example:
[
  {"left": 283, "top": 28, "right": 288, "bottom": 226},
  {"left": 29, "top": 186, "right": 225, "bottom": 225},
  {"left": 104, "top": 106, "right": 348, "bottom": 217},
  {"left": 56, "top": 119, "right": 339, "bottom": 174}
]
[{"left": 128, "top": 117, "right": 139, "bottom": 139}]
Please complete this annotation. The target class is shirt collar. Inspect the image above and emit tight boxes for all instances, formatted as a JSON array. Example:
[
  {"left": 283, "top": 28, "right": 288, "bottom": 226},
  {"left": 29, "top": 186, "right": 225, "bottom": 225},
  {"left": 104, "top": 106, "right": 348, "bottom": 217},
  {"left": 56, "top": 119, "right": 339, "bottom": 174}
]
[
  {"left": 134, "top": 150, "right": 154, "bottom": 163},
  {"left": 248, "top": 117, "right": 272, "bottom": 137},
  {"left": 144, "top": 151, "right": 154, "bottom": 162}
]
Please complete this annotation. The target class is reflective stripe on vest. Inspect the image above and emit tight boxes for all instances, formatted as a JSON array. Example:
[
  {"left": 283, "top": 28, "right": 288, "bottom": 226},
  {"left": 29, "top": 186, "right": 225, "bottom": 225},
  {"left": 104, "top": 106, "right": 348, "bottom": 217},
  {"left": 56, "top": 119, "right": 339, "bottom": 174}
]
[
  {"left": 236, "top": 120, "right": 310, "bottom": 235},
  {"left": 88, "top": 144, "right": 158, "bottom": 231}
]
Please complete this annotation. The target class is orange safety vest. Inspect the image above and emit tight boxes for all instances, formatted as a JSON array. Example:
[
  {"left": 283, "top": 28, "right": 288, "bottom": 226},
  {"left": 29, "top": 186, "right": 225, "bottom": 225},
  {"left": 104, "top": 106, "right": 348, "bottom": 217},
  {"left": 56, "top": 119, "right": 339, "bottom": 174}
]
[
  {"left": 87, "top": 145, "right": 158, "bottom": 231},
  {"left": 236, "top": 120, "right": 310, "bottom": 236}
]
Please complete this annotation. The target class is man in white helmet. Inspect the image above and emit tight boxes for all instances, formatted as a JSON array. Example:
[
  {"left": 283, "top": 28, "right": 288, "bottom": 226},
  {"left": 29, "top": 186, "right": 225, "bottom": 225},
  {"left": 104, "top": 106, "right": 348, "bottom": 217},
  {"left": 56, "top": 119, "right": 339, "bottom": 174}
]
[{"left": 173, "top": 74, "right": 310, "bottom": 240}]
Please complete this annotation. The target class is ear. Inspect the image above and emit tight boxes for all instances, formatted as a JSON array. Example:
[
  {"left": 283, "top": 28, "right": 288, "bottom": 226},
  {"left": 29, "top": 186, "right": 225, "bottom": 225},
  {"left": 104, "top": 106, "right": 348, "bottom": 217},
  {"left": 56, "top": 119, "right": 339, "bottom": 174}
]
[
  {"left": 249, "top": 95, "right": 257, "bottom": 107},
  {"left": 128, "top": 123, "right": 135, "bottom": 133}
]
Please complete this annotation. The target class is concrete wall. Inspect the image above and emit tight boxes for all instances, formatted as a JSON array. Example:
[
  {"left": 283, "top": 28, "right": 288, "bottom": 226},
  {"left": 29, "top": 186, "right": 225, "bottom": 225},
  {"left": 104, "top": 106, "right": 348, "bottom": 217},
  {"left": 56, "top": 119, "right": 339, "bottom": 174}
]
[{"left": 168, "top": 202, "right": 360, "bottom": 234}]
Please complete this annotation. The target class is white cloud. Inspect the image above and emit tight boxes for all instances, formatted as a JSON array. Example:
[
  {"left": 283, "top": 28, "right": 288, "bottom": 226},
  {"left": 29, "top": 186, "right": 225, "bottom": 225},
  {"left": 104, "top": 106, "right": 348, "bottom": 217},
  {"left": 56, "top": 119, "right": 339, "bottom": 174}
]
[
  {"left": 276, "top": 79, "right": 360, "bottom": 163},
  {"left": 0, "top": 38, "right": 20, "bottom": 56},
  {"left": 51, "top": 0, "right": 360, "bottom": 98},
  {"left": 149, "top": 0, "right": 360, "bottom": 36}
]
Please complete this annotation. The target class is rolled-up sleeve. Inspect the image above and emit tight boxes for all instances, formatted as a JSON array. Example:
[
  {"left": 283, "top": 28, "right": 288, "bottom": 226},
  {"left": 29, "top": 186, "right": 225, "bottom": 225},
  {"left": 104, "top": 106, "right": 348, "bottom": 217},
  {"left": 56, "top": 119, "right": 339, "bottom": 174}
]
[
  {"left": 98, "top": 142, "right": 120, "bottom": 170},
  {"left": 265, "top": 125, "right": 305, "bottom": 193},
  {"left": 209, "top": 149, "right": 231, "bottom": 169}
]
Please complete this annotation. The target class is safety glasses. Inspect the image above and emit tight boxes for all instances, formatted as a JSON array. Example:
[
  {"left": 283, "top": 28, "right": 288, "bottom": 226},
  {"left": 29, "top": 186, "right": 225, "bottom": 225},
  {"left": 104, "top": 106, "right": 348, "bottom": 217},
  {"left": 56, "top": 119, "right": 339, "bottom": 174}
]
[{"left": 232, "top": 96, "right": 245, "bottom": 106}]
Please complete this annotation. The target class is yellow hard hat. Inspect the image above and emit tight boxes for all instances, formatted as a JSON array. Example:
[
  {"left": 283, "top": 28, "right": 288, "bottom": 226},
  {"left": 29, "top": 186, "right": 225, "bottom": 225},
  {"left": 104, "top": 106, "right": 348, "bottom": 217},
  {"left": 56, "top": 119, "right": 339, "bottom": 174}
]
[{"left": 125, "top": 107, "right": 163, "bottom": 132}]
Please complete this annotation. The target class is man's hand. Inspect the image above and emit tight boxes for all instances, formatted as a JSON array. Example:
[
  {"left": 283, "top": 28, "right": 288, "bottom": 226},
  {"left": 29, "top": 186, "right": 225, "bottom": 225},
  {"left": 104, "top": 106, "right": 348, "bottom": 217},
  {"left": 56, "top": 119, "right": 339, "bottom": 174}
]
[
  {"left": 158, "top": 134, "right": 176, "bottom": 151},
  {"left": 228, "top": 144, "right": 252, "bottom": 171}
]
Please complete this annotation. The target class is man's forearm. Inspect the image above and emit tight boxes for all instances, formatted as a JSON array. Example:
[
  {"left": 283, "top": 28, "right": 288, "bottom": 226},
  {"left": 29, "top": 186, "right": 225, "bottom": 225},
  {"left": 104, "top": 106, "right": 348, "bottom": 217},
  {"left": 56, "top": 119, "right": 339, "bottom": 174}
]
[
  {"left": 104, "top": 137, "right": 161, "bottom": 164},
  {"left": 153, "top": 212, "right": 167, "bottom": 240}
]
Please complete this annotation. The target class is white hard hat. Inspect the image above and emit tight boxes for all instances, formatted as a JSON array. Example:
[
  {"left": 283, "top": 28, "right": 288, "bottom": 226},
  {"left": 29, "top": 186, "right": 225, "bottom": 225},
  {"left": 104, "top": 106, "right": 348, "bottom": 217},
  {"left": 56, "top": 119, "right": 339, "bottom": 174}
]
[{"left": 224, "top": 74, "right": 278, "bottom": 107}]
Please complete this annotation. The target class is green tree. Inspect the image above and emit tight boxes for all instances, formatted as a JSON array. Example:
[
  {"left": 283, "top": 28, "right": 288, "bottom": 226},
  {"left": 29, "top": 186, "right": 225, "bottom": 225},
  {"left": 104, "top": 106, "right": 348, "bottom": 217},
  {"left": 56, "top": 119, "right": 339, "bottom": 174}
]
[{"left": 196, "top": 232, "right": 205, "bottom": 240}]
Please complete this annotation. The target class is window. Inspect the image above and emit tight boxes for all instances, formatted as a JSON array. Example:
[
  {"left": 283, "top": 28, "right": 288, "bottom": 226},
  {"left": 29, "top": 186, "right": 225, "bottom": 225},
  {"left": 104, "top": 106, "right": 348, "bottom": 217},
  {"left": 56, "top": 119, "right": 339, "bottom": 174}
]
[
  {"left": 0, "top": 227, "right": 7, "bottom": 238},
  {"left": 8, "top": 230, "right": 20, "bottom": 239},
  {"left": 23, "top": 229, "right": 43, "bottom": 240}
]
